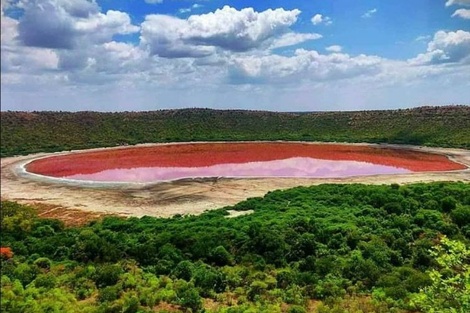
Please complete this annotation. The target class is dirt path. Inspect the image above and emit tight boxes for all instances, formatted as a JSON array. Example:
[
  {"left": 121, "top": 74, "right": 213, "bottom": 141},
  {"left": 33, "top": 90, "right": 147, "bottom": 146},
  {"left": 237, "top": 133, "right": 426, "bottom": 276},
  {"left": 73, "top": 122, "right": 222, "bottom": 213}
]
[{"left": 1, "top": 142, "right": 469, "bottom": 218}]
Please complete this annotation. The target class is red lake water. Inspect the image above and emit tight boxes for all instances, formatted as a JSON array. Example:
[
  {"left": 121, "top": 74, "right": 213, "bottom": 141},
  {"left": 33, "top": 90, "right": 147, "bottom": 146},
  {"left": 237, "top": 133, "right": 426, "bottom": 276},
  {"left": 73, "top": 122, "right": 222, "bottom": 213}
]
[
  {"left": 25, "top": 143, "right": 465, "bottom": 183},
  {"left": 63, "top": 157, "right": 411, "bottom": 182}
]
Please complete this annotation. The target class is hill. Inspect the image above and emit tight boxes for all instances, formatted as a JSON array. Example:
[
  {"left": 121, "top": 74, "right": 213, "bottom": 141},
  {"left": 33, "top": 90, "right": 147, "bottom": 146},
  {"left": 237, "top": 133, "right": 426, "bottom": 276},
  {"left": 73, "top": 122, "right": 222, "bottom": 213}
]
[
  {"left": 2, "top": 182, "right": 470, "bottom": 312},
  {"left": 1, "top": 106, "right": 469, "bottom": 157}
]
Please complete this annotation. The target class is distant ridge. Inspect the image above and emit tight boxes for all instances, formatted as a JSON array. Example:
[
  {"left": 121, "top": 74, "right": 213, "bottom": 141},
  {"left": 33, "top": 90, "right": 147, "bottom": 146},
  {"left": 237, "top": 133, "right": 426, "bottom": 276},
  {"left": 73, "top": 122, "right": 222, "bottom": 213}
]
[
  {"left": 1, "top": 105, "right": 469, "bottom": 157},
  {"left": 285, "top": 105, "right": 469, "bottom": 114}
]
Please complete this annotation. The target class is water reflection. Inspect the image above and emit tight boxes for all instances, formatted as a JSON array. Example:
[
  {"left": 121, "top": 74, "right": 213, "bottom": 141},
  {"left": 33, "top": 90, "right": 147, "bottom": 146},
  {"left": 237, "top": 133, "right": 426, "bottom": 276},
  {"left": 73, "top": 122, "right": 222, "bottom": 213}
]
[{"left": 63, "top": 157, "right": 411, "bottom": 182}]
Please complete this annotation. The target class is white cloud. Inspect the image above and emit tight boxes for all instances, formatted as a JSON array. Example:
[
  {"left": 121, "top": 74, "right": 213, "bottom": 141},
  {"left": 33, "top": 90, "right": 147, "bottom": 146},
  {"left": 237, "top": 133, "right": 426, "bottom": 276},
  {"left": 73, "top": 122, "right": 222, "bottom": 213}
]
[
  {"left": 1, "top": 5, "right": 18, "bottom": 45},
  {"left": 179, "top": 7, "right": 191, "bottom": 14},
  {"left": 141, "top": 6, "right": 301, "bottom": 58},
  {"left": 311, "top": 14, "right": 322, "bottom": 25},
  {"left": 144, "top": 0, "right": 163, "bottom": 4},
  {"left": 140, "top": 15, "right": 216, "bottom": 58},
  {"left": 270, "top": 32, "right": 322, "bottom": 49},
  {"left": 452, "top": 8, "right": 470, "bottom": 18},
  {"left": 445, "top": 0, "right": 470, "bottom": 7},
  {"left": 179, "top": 3, "right": 204, "bottom": 14},
  {"left": 311, "top": 14, "right": 332, "bottom": 26},
  {"left": 415, "top": 35, "right": 431, "bottom": 42},
  {"left": 229, "top": 49, "right": 383, "bottom": 84},
  {"left": 362, "top": 8, "right": 377, "bottom": 18},
  {"left": 10, "top": 0, "right": 140, "bottom": 80},
  {"left": 75, "top": 10, "right": 140, "bottom": 39},
  {"left": 16, "top": 0, "right": 139, "bottom": 49},
  {"left": 2, "top": 45, "right": 59, "bottom": 74},
  {"left": 409, "top": 30, "right": 470, "bottom": 65},
  {"left": 1, "top": 5, "right": 59, "bottom": 74},
  {"left": 325, "top": 45, "right": 342, "bottom": 52}
]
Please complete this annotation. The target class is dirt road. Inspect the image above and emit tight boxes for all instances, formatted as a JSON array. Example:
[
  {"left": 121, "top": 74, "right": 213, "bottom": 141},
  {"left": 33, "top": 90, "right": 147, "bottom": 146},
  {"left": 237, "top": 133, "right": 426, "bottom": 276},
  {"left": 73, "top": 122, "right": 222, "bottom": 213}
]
[{"left": 1, "top": 142, "right": 469, "bottom": 218}]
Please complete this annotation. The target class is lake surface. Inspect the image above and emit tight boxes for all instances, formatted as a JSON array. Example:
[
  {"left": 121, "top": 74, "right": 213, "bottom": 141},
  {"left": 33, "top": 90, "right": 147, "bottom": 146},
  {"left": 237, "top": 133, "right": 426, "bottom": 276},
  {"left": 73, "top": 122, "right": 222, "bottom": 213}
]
[
  {"left": 25, "top": 142, "right": 463, "bottom": 183},
  {"left": 62, "top": 157, "right": 411, "bottom": 182}
]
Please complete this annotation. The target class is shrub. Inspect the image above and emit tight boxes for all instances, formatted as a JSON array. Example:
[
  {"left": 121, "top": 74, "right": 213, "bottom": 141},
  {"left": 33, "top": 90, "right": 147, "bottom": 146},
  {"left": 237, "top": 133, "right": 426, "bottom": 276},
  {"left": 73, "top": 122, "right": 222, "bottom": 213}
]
[{"left": 34, "top": 257, "right": 52, "bottom": 270}]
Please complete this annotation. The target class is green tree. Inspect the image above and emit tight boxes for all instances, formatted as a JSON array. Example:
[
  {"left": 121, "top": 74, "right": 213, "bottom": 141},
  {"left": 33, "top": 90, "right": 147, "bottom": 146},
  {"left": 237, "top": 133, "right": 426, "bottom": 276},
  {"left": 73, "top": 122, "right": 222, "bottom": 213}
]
[
  {"left": 175, "top": 281, "right": 202, "bottom": 312},
  {"left": 209, "top": 245, "right": 233, "bottom": 266},
  {"left": 94, "top": 264, "right": 123, "bottom": 288},
  {"left": 13, "top": 263, "right": 38, "bottom": 287},
  {"left": 451, "top": 206, "right": 470, "bottom": 228},
  {"left": 441, "top": 196, "right": 457, "bottom": 213},
  {"left": 410, "top": 236, "right": 470, "bottom": 313},
  {"left": 172, "top": 260, "right": 194, "bottom": 281},
  {"left": 1, "top": 201, "right": 36, "bottom": 236}
]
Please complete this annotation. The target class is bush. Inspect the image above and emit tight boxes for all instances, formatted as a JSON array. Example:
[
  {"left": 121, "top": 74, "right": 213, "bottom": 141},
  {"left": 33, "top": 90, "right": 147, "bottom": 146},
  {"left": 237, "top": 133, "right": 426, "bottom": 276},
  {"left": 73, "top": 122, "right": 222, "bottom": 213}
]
[
  {"left": 451, "top": 206, "right": 470, "bottom": 228},
  {"left": 172, "top": 260, "right": 194, "bottom": 281},
  {"left": 177, "top": 286, "right": 202, "bottom": 312},
  {"left": 94, "top": 264, "right": 123, "bottom": 288},
  {"left": 209, "top": 246, "right": 233, "bottom": 266},
  {"left": 33, "top": 274, "right": 57, "bottom": 289},
  {"left": 34, "top": 257, "right": 52, "bottom": 270},
  {"left": 13, "top": 263, "right": 37, "bottom": 286},
  {"left": 441, "top": 196, "right": 457, "bottom": 212},
  {"left": 98, "top": 285, "right": 120, "bottom": 303}
]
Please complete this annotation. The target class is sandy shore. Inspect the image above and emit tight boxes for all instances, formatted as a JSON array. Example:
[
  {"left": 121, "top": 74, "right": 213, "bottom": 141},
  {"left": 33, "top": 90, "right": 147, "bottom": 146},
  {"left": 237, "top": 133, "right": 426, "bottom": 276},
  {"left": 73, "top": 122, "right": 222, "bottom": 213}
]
[{"left": 1, "top": 142, "right": 469, "bottom": 218}]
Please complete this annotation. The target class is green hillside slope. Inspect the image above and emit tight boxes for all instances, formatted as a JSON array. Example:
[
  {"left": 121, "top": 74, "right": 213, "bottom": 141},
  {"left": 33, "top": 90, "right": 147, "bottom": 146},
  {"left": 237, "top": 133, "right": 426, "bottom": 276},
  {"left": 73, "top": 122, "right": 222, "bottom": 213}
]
[
  {"left": 1, "top": 106, "right": 469, "bottom": 157},
  {"left": 2, "top": 182, "right": 469, "bottom": 312}
]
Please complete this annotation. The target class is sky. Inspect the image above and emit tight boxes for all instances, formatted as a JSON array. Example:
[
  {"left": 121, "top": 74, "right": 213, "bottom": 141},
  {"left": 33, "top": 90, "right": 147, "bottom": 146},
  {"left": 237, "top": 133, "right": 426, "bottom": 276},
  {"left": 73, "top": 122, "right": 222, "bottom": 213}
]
[{"left": 1, "top": 0, "right": 469, "bottom": 112}]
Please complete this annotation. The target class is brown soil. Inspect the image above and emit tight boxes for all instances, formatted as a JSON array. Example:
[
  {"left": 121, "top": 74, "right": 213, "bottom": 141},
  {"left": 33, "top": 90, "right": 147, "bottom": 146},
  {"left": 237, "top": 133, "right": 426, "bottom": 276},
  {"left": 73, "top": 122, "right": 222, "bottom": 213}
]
[{"left": 32, "top": 203, "right": 118, "bottom": 227}]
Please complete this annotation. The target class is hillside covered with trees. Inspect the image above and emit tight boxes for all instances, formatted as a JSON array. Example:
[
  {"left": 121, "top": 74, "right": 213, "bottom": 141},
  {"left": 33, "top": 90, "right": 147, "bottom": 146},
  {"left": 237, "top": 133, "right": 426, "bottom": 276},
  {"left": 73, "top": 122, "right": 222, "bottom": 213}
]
[
  {"left": 2, "top": 182, "right": 469, "bottom": 312},
  {"left": 2, "top": 106, "right": 469, "bottom": 157}
]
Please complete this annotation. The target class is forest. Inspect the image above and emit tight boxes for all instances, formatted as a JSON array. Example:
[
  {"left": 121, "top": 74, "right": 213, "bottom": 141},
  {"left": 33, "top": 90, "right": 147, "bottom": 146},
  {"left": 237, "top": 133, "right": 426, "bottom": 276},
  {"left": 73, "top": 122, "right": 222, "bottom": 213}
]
[
  {"left": 2, "top": 106, "right": 470, "bottom": 157},
  {"left": 1, "top": 182, "right": 469, "bottom": 312}
]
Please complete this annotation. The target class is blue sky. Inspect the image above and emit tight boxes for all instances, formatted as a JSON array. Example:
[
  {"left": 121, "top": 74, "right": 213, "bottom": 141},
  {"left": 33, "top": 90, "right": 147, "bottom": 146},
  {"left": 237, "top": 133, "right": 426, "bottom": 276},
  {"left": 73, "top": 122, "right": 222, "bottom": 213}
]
[{"left": 1, "top": 0, "right": 469, "bottom": 111}]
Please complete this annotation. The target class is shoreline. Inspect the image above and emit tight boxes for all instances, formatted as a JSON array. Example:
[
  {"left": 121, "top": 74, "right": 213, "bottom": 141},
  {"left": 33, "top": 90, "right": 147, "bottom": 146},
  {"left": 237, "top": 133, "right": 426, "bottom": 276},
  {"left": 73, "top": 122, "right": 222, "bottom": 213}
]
[{"left": 2, "top": 141, "right": 469, "bottom": 218}]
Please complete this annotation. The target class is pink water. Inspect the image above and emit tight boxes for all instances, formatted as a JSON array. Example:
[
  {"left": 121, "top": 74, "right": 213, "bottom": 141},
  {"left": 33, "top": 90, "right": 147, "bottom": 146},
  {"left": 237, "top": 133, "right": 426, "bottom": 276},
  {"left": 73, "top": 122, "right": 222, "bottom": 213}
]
[{"left": 64, "top": 157, "right": 410, "bottom": 182}]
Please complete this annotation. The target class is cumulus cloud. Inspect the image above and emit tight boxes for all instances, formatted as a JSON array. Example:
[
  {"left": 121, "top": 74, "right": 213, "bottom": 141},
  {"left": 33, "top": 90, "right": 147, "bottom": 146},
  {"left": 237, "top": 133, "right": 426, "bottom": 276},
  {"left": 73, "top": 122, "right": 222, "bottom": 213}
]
[
  {"left": 60, "top": 0, "right": 99, "bottom": 18},
  {"left": 311, "top": 14, "right": 332, "bottom": 25},
  {"left": 1, "top": 4, "right": 19, "bottom": 45},
  {"left": 65, "top": 41, "right": 147, "bottom": 75},
  {"left": 270, "top": 32, "right": 322, "bottom": 49},
  {"left": 140, "top": 15, "right": 215, "bottom": 58},
  {"left": 74, "top": 10, "right": 140, "bottom": 41},
  {"left": 141, "top": 6, "right": 301, "bottom": 58},
  {"left": 445, "top": 0, "right": 470, "bottom": 6},
  {"left": 2, "top": 0, "right": 145, "bottom": 86},
  {"left": 361, "top": 8, "right": 377, "bottom": 18},
  {"left": 1, "top": 4, "right": 59, "bottom": 74},
  {"left": 409, "top": 30, "right": 470, "bottom": 65},
  {"left": 325, "top": 45, "right": 342, "bottom": 52},
  {"left": 311, "top": 14, "right": 322, "bottom": 25},
  {"left": 18, "top": 0, "right": 77, "bottom": 49},
  {"left": 17, "top": 0, "right": 138, "bottom": 49},
  {"left": 229, "top": 49, "right": 383, "bottom": 84},
  {"left": 452, "top": 8, "right": 470, "bottom": 18}
]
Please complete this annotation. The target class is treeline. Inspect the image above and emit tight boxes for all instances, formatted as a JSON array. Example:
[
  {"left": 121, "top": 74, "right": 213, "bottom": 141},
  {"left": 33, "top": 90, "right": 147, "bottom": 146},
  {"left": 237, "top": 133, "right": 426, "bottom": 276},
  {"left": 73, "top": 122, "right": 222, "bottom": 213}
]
[
  {"left": 2, "top": 106, "right": 470, "bottom": 157},
  {"left": 1, "top": 182, "right": 469, "bottom": 312}
]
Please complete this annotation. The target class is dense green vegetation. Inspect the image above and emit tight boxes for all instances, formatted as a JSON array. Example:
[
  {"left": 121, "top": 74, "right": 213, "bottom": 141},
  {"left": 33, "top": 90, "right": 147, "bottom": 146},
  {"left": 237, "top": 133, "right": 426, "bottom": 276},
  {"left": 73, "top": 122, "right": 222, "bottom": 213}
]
[
  {"left": 2, "top": 182, "right": 469, "bottom": 312},
  {"left": 2, "top": 106, "right": 469, "bottom": 157}
]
